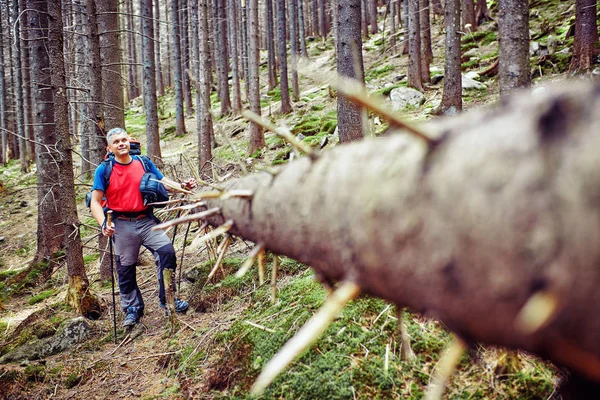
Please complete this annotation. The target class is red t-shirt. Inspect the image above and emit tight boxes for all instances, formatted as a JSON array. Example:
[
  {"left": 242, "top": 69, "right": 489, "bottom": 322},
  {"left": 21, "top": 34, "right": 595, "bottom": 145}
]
[{"left": 105, "top": 160, "right": 147, "bottom": 212}]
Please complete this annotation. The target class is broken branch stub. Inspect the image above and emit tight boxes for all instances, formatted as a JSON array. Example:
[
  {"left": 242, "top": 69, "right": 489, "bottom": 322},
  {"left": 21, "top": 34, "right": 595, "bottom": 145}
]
[{"left": 197, "top": 83, "right": 600, "bottom": 381}]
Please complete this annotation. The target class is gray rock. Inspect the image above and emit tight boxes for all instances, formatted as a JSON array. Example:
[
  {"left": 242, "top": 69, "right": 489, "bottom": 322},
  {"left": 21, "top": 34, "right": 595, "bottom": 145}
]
[
  {"left": 547, "top": 35, "right": 557, "bottom": 55},
  {"left": 296, "top": 133, "right": 306, "bottom": 141},
  {"left": 592, "top": 67, "right": 600, "bottom": 76},
  {"left": 0, "top": 318, "right": 91, "bottom": 364},
  {"left": 530, "top": 41, "right": 540, "bottom": 56},
  {"left": 462, "top": 74, "right": 487, "bottom": 90},
  {"left": 389, "top": 87, "right": 425, "bottom": 110},
  {"left": 463, "top": 48, "right": 479, "bottom": 58},
  {"left": 464, "top": 71, "right": 481, "bottom": 81}
]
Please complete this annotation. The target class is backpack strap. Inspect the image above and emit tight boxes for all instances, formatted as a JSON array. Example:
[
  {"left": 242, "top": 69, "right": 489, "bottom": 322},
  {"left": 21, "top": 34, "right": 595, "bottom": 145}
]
[
  {"left": 138, "top": 155, "right": 151, "bottom": 173},
  {"left": 102, "top": 158, "right": 114, "bottom": 190}
]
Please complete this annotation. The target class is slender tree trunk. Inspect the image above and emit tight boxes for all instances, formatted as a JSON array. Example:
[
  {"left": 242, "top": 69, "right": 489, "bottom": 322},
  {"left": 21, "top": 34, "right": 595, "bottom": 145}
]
[
  {"left": 47, "top": 0, "right": 100, "bottom": 318},
  {"left": 390, "top": 0, "right": 396, "bottom": 53},
  {"left": 196, "top": 0, "right": 214, "bottom": 175},
  {"left": 442, "top": 0, "right": 462, "bottom": 114},
  {"left": 361, "top": 0, "right": 369, "bottom": 37},
  {"left": 0, "top": 4, "right": 7, "bottom": 164},
  {"left": 312, "top": 0, "right": 319, "bottom": 37},
  {"left": 165, "top": 1, "right": 172, "bottom": 87},
  {"left": 498, "top": 0, "right": 530, "bottom": 96},
  {"left": 407, "top": 0, "right": 422, "bottom": 90},
  {"left": 228, "top": 0, "right": 243, "bottom": 112},
  {"left": 569, "top": 0, "right": 598, "bottom": 73},
  {"left": 420, "top": 0, "right": 431, "bottom": 83},
  {"left": 18, "top": 0, "right": 33, "bottom": 163},
  {"left": 98, "top": 0, "right": 125, "bottom": 131},
  {"left": 180, "top": 0, "right": 194, "bottom": 115},
  {"left": 215, "top": 0, "right": 232, "bottom": 115},
  {"left": 141, "top": 0, "right": 161, "bottom": 165},
  {"left": 73, "top": 1, "right": 91, "bottom": 178},
  {"left": 154, "top": 0, "right": 165, "bottom": 96},
  {"left": 401, "top": 0, "right": 408, "bottom": 54},
  {"left": 171, "top": 0, "right": 187, "bottom": 135},
  {"left": 266, "top": 0, "right": 278, "bottom": 90},
  {"left": 126, "top": 0, "right": 139, "bottom": 99},
  {"left": 276, "top": 0, "right": 292, "bottom": 114},
  {"left": 289, "top": 0, "right": 300, "bottom": 101},
  {"left": 11, "top": 0, "right": 27, "bottom": 172},
  {"left": 26, "top": 0, "right": 64, "bottom": 268},
  {"left": 86, "top": 0, "right": 105, "bottom": 163},
  {"left": 475, "top": 0, "right": 491, "bottom": 25},
  {"left": 297, "top": 0, "right": 309, "bottom": 57},
  {"left": 248, "top": 0, "right": 265, "bottom": 154},
  {"left": 319, "top": 0, "right": 327, "bottom": 37},
  {"left": 240, "top": 0, "right": 249, "bottom": 81},
  {"left": 337, "top": 0, "right": 364, "bottom": 143},
  {"left": 369, "top": 0, "right": 378, "bottom": 34},
  {"left": 462, "top": 0, "right": 477, "bottom": 31},
  {"left": 432, "top": 0, "right": 443, "bottom": 18}
]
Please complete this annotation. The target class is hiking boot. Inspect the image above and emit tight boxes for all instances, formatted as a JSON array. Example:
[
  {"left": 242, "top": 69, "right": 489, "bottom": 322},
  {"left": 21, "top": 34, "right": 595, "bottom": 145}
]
[
  {"left": 122, "top": 306, "right": 139, "bottom": 327},
  {"left": 160, "top": 298, "right": 189, "bottom": 314}
]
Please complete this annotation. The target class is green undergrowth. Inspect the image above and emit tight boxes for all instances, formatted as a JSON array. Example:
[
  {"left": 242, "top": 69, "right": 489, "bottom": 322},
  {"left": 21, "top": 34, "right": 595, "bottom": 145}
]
[
  {"left": 182, "top": 266, "right": 559, "bottom": 399},
  {"left": 292, "top": 112, "right": 337, "bottom": 137}
]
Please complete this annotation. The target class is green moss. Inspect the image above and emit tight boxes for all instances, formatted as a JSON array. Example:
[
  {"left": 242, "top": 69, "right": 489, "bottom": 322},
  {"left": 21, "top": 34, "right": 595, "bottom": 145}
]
[
  {"left": 24, "top": 364, "right": 45, "bottom": 382},
  {"left": 124, "top": 112, "right": 146, "bottom": 134},
  {"left": 64, "top": 373, "right": 82, "bottom": 389},
  {"left": 461, "top": 42, "right": 479, "bottom": 52},
  {"left": 28, "top": 289, "right": 57, "bottom": 305},
  {"left": 214, "top": 145, "right": 247, "bottom": 161},
  {"left": 372, "top": 84, "right": 403, "bottom": 97},
  {"left": 461, "top": 59, "right": 480, "bottom": 70},
  {"left": 83, "top": 254, "right": 100, "bottom": 265},
  {"left": 292, "top": 113, "right": 337, "bottom": 137},
  {"left": 366, "top": 64, "right": 396, "bottom": 81},
  {"left": 310, "top": 104, "right": 326, "bottom": 111}
]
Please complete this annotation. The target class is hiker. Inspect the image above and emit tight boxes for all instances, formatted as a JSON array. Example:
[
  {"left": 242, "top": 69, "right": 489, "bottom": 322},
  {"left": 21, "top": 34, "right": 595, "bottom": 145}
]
[{"left": 90, "top": 127, "right": 197, "bottom": 327}]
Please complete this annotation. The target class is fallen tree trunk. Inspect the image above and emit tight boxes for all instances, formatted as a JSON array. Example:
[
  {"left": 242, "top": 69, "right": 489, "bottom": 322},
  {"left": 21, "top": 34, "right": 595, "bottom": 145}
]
[{"left": 199, "top": 82, "right": 600, "bottom": 382}]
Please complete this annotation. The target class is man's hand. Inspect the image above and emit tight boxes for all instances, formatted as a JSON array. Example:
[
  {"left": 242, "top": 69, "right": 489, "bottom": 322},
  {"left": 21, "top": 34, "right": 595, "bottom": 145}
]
[
  {"left": 102, "top": 221, "right": 115, "bottom": 237},
  {"left": 181, "top": 178, "right": 198, "bottom": 191}
]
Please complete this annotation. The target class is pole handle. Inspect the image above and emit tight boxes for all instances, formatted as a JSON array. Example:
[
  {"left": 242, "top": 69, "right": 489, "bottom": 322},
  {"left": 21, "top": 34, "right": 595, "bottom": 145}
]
[{"left": 106, "top": 210, "right": 113, "bottom": 226}]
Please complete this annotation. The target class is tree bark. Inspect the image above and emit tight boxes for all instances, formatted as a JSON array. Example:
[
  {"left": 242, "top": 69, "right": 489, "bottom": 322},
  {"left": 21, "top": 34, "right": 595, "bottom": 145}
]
[
  {"left": 228, "top": 0, "right": 243, "bottom": 112},
  {"left": 297, "top": 0, "right": 309, "bottom": 58},
  {"left": 11, "top": 0, "right": 27, "bottom": 173},
  {"left": 462, "top": 0, "right": 477, "bottom": 31},
  {"left": 98, "top": 0, "right": 125, "bottom": 131},
  {"left": 125, "top": 0, "right": 139, "bottom": 100},
  {"left": 154, "top": 0, "right": 165, "bottom": 96},
  {"left": 475, "top": 0, "right": 492, "bottom": 25},
  {"left": 442, "top": 0, "right": 462, "bottom": 114},
  {"left": 369, "top": 0, "right": 378, "bottom": 34},
  {"left": 289, "top": 0, "right": 300, "bottom": 101},
  {"left": 141, "top": 0, "right": 161, "bottom": 166},
  {"left": 266, "top": 0, "right": 278, "bottom": 90},
  {"left": 248, "top": 0, "right": 265, "bottom": 154},
  {"left": 196, "top": 82, "right": 600, "bottom": 384},
  {"left": 407, "top": 0, "right": 422, "bottom": 90},
  {"left": 18, "top": 0, "right": 33, "bottom": 163},
  {"left": 180, "top": 0, "right": 194, "bottom": 116},
  {"left": 27, "top": 0, "right": 64, "bottom": 268},
  {"left": 569, "top": 0, "right": 598, "bottom": 73},
  {"left": 196, "top": 0, "right": 214, "bottom": 176},
  {"left": 277, "top": 0, "right": 292, "bottom": 114},
  {"left": 215, "top": 0, "right": 232, "bottom": 116},
  {"left": 171, "top": 0, "right": 187, "bottom": 135},
  {"left": 498, "top": 0, "right": 530, "bottom": 97},
  {"left": 0, "top": 4, "right": 7, "bottom": 164},
  {"left": 47, "top": 0, "right": 100, "bottom": 318},
  {"left": 336, "top": 0, "right": 364, "bottom": 143},
  {"left": 420, "top": 0, "right": 432, "bottom": 83}
]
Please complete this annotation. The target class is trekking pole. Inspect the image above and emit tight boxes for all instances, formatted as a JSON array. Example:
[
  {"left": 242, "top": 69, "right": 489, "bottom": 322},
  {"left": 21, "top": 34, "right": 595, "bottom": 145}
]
[{"left": 107, "top": 211, "right": 118, "bottom": 344}]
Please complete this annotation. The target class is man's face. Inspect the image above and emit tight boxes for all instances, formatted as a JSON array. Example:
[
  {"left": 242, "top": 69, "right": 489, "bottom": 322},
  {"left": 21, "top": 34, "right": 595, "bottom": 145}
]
[{"left": 108, "top": 132, "right": 131, "bottom": 157}]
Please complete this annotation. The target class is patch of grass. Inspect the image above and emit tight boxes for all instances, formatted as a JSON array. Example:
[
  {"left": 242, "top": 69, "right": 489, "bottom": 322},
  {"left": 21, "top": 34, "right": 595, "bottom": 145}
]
[
  {"left": 372, "top": 84, "right": 403, "bottom": 97},
  {"left": 124, "top": 112, "right": 146, "bottom": 134},
  {"left": 366, "top": 64, "right": 396, "bottom": 81},
  {"left": 64, "top": 373, "right": 82, "bottom": 389},
  {"left": 292, "top": 113, "right": 337, "bottom": 137},
  {"left": 24, "top": 364, "right": 45, "bottom": 382},
  {"left": 214, "top": 145, "right": 247, "bottom": 161},
  {"left": 461, "top": 42, "right": 479, "bottom": 52},
  {"left": 461, "top": 58, "right": 480, "bottom": 70},
  {"left": 28, "top": 289, "right": 57, "bottom": 305},
  {"left": 83, "top": 253, "right": 100, "bottom": 265},
  {"left": 265, "top": 135, "right": 285, "bottom": 149}
]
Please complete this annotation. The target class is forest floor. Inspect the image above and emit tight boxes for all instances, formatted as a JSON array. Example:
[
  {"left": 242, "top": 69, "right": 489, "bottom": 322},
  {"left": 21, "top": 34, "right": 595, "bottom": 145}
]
[{"left": 0, "top": 1, "right": 588, "bottom": 398}]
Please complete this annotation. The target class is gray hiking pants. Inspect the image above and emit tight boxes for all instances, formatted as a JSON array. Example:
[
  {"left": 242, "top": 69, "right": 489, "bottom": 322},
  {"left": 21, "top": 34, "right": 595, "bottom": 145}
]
[{"left": 112, "top": 215, "right": 177, "bottom": 313}]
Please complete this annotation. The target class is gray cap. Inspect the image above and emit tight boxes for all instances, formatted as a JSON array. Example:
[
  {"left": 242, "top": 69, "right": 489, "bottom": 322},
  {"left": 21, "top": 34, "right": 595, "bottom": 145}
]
[{"left": 106, "top": 127, "right": 127, "bottom": 144}]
